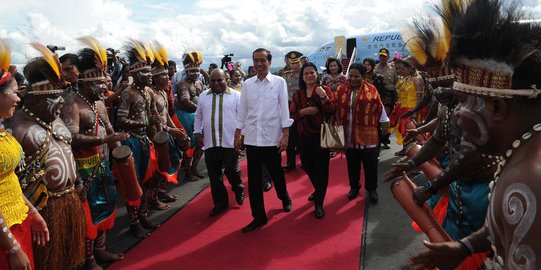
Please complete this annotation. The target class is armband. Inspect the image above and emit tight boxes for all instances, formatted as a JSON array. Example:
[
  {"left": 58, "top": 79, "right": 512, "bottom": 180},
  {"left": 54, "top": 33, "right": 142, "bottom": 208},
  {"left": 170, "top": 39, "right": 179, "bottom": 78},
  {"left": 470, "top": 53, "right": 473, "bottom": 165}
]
[{"left": 458, "top": 238, "right": 475, "bottom": 255}]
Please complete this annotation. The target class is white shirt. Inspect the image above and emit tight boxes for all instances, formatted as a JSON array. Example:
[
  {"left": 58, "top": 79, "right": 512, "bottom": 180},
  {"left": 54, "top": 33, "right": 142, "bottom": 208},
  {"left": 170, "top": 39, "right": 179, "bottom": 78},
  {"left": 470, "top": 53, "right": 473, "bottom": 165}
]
[
  {"left": 194, "top": 87, "right": 240, "bottom": 150},
  {"left": 236, "top": 72, "right": 293, "bottom": 147}
]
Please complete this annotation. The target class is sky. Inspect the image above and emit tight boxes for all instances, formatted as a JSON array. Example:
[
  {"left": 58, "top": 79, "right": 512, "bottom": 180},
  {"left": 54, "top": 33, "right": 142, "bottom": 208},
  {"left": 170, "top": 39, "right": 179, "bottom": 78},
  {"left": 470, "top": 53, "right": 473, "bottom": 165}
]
[{"left": 1, "top": 0, "right": 541, "bottom": 69}]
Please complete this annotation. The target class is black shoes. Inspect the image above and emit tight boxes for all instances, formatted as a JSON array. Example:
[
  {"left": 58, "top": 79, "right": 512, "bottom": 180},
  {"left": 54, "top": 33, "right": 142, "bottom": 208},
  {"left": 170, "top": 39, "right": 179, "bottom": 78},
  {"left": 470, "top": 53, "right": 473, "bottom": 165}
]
[
  {"left": 282, "top": 164, "right": 295, "bottom": 171},
  {"left": 282, "top": 198, "right": 292, "bottom": 212},
  {"left": 347, "top": 188, "right": 360, "bottom": 200},
  {"left": 368, "top": 190, "right": 379, "bottom": 203},
  {"left": 235, "top": 190, "right": 245, "bottom": 205},
  {"left": 382, "top": 144, "right": 391, "bottom": 149},
  {"left": 263, "top": 180, "right": 272, "bottom": 192},
  {"left": 315, "top": 205, "right": 325, "bottom": 219},
  {"left": 241, "top": 219, "right": 268, "bottom": 233},
  {"left": 307, "top": 193, "right": 315, "bottom": 201},
  {"left": 209, "top": 205, "right": 228, "bottom": 217}
]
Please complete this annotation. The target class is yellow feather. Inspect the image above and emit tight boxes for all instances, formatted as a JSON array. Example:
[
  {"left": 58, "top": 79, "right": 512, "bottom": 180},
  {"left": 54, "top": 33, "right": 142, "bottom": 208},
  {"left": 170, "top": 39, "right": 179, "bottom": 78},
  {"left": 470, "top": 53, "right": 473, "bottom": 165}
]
[
  {"left": 153, "top": 41, "right": 168, "bottom": 64},
  {"left": 434, "top": 28, "right": 449, "bottom": 60},
  {"left": 409, "top": 39, "right": 428, "bottom": 65},
  {"left": 77, "top": 36, "right": 107, "bottom": 69},
  {"left": 30, "top": 41, "right": 61, "bottom": 80},
  {"left": 159, "top": 46, "right": 168, "bottom": 64},
  {"left": 401, "top": 27, "right": 428, "bottom": 66},
  {"left": 128, "top": 39, "right": 147, "bottom": 63},
  {"left": 144, "top": 42, "right": 154, "bottom": 63},
  {"left": 153, "top": 47, "right": 164, "bottom": 66},
  {"left": 0, "top": 39, "right": 11, "bottom": 71}
]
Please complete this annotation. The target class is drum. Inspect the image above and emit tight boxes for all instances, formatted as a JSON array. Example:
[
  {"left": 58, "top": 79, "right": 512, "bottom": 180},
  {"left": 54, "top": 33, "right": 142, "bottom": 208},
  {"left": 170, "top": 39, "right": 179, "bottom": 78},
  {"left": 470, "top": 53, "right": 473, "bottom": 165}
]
[
  {"left": 391, "top": 175, "right": 452, "bottom": 243},
  {"left": 112, "top": 145, "right": 142, "bottom": 201},
  {"left": 153, "top": 131, "right": 171, "bottom": 173},
  {"left": 406, "top": 144, "right": 442, "bottom": 180},
  {"left": 405, "top": 120, "right": 427, "bottom": 144}
]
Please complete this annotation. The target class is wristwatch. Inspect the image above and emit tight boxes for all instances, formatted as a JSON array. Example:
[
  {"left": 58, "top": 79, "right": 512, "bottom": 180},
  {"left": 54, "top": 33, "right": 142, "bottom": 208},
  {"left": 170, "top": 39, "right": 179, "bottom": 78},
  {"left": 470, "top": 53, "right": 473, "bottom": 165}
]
[{"left": 423, "top": 180, "right": 438, "bottom": 194}]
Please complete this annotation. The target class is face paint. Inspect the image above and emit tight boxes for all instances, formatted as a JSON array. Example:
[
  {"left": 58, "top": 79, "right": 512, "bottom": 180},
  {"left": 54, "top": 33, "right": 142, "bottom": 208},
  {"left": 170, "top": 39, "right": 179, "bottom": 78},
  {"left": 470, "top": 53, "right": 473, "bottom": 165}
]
[
  {"left": 88, "top": 80, "right": 106, "bottom": 101},
  {"left": 47, "top": 96, "right": 62, "bottom": 115},
  {"left": 456, "top": 95, "right": 489, "bottom": 146},
  {"left": 154, "top": 73, "right": 168, "bottom": 88}
]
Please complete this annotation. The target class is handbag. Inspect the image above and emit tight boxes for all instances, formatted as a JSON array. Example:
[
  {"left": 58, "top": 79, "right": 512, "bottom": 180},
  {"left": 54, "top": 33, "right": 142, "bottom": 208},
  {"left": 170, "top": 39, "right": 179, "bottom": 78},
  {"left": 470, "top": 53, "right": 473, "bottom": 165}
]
[{"left": 320, "top": 113, "right": 346, "bottom": 150}]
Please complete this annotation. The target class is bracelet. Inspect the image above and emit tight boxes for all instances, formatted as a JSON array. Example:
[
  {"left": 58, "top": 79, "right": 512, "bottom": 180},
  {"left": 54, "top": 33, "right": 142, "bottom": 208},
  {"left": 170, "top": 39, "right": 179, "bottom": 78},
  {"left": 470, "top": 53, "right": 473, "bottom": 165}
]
[
  {"left": 458, "top": 238, "right": 475, "bottom": 255},
  {"left": 8, "top": 243, "right": 20, "bottom": 254}
]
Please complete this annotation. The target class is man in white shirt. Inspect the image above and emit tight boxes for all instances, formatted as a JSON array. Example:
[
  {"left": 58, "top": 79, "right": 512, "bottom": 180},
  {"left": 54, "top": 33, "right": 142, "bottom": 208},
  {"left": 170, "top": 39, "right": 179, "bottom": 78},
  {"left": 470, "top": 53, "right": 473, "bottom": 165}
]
[
  {"left": 194, "top": 69, "right": 245, "bottom": 217},
  {"left": 235, "top": 48, "right": 294, "bottom": 233}
]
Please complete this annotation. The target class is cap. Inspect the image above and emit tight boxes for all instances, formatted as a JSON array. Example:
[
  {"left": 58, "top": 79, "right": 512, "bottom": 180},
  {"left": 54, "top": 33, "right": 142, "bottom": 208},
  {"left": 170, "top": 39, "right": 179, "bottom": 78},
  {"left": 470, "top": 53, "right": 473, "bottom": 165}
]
[
  {"left": 379, "top": 48, "right": 389, "bottom": 57},
  {"left": 285, "top": 51, "right": 303, "bottom": 64}
]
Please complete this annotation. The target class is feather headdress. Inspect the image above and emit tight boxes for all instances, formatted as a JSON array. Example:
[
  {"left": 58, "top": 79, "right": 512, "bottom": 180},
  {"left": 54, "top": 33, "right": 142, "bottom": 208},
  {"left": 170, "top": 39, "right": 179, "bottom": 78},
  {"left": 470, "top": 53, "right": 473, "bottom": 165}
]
[
  {"left": 0, "top": 39, "right": 12, "bottom": 87},
  {"left": 77, "top": 36, "right": 107, "bottom": 71},
  {"left": 24, "top": 41, "right": 64, "bottom": 95},
  {"left": 77, "top": 36, "right": 108, "bottom": 82},
  {"left": 125, "top": 39, "right": 154, "bottom": 73},
  {"left": 183, "top": 51, "right": 203, "bottom": 70},
  {"left": 151, "top": 41, "right": 169, "bottom": 76},
  {"left": 401, "top": 0, "right": 470, "bottom": 86},
  {"left": 444, "top": 0, "right": 541, "bottom": 98}
]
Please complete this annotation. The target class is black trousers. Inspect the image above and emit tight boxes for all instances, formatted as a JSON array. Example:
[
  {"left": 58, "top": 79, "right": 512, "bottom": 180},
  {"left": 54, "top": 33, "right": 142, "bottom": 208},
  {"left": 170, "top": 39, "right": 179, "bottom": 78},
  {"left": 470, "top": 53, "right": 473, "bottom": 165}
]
[
  {"left": 245, "top": 145, "right": 290, "bottom": 221},
  {"left": 204, "top": 147, "right": 244, "bottom": 207},
  {"left": 285, "top": 122, "right": 298, "bottom": 167},
  {"left": 298, "top": 135, "right": 330, "bottom": 206},
  {"left": 345, "top": 147, "right": 379, "bottom": 191}
]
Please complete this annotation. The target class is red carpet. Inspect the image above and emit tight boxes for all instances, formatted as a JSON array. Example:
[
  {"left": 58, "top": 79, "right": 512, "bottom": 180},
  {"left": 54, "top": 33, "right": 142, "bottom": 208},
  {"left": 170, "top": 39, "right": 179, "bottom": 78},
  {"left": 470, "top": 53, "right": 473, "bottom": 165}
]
[{"left": 109, "top": 154, "right": 366, "bottom": 270}]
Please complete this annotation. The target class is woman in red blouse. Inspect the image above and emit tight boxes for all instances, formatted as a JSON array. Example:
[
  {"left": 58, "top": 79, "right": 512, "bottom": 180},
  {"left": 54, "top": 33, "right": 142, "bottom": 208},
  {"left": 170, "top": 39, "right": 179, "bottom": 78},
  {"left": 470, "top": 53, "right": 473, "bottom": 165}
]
[
  {"left": 290, "top": 62, "right": 336, "bottom": 219},
  {"left": 321, "top": 58, "right": 346, "bottom": 93},
  {"left": 335, "top": 63, "right": 384, "bottom": 203}
]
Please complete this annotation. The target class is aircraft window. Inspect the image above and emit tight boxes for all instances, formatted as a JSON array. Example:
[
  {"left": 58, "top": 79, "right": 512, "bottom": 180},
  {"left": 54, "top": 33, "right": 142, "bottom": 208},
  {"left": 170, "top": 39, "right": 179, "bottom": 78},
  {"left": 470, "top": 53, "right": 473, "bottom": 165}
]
[
  {"left": 398, "top": 43, "right": 402, "bottom": 47},
  {"left": 368, "top": 45, "right": 372, "bottom": 49},
  {"left": 392, "top": 43, "right": 396, "bottom": 47},
  {"left": 386, "top": 43, "right": 390, "bottom": 48},
  {"left": 380, "top": 44, "right": 384, "bottom": 48},
  {"left": 362, "top": 45, "right": 366, "bottom": 49}
]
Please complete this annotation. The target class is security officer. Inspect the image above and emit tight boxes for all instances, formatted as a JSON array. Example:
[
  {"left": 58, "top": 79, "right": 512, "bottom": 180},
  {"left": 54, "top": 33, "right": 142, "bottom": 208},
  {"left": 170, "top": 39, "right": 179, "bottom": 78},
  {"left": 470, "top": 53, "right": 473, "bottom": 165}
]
[{"left": 281, "top": 51, "right": 303, "bottom": 171}]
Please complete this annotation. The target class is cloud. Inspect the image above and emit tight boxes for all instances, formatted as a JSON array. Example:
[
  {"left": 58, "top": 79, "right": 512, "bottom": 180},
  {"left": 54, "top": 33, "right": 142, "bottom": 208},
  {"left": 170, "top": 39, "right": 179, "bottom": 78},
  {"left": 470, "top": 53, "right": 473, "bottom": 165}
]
[{"left": 2, "top": 0, "right": 541, "bottom": 69}]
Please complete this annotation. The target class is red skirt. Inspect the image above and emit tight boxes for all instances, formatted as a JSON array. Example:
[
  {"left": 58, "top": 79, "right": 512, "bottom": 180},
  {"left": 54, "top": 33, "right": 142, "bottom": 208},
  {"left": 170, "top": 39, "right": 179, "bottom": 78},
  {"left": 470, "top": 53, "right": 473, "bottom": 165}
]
[{"left": 0, "top": 217, "right": 34, "bottom": 270}]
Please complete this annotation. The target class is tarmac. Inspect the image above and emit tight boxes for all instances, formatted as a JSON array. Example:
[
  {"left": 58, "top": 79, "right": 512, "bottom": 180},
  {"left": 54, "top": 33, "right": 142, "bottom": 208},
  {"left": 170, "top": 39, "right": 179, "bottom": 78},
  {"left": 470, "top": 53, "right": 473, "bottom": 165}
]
[{"left": 104, "top": 140, "right": 428, "bottom": 270}]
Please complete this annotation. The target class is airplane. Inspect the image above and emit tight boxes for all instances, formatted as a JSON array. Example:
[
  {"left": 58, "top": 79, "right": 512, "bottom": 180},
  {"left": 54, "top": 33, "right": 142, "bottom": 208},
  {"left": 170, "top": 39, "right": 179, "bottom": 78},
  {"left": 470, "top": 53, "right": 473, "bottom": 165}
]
[{"left": 307, "top": 31, "right": 409, "bottom": 72}]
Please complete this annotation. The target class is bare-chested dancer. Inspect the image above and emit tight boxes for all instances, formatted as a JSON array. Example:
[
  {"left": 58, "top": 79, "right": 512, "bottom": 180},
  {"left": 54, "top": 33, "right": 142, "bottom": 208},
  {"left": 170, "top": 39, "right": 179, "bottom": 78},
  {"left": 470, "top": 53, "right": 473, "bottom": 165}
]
[
  {"left": 175, "top": 51, "right": 205, "bottom": 181},
  {"left": 115, "top": 40, "right": 161, "bottom": 238},
  {"left": 408, "top": 0, "right": 541, "bottom": 269},
  {"left": 150, "top": 43, "right": 189, "bottom": 210},
  {"left": 6, "top": 42, "right": 85, "bottom": 270},
  {"left": 61, "top": 37, "right": 127, "bottom": 270}
]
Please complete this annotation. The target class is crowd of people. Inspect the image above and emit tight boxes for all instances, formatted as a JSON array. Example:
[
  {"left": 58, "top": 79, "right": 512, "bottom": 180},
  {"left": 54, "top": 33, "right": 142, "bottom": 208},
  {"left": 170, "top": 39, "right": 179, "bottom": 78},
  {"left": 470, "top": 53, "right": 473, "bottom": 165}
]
[{"left": 1, "top": 0, "right": 540, "bottom": 269}]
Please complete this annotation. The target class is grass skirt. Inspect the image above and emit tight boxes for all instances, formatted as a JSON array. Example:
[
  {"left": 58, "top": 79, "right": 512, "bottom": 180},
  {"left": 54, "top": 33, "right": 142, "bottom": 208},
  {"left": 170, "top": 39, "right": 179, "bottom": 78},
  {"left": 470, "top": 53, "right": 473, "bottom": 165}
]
[{"left": 34, "top": 190, "right": 86, "bottom": 270}]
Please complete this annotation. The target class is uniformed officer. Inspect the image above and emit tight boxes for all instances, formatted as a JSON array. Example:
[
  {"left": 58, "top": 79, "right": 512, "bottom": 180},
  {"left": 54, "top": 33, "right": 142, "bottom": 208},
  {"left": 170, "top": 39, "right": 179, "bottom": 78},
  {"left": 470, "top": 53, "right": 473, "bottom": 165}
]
[{"left": 281, "top": 51, "right": 303, "bottom": 171}]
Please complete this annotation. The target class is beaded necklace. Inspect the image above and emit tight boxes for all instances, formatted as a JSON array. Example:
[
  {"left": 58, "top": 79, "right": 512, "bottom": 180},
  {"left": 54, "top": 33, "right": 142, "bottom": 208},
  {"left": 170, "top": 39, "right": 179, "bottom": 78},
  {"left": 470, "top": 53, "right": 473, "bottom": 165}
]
[
  {"left": 488, "top": 123, "right": 541, "bottom": 199},
  {"left": 131, "top": 84, "right": 150, "bottom": 120},
  {"left": 22, "top": 106, "right": 70, "bottom": 146},
  {"left": 77, "top": 92, "right": 105, "bottom": 130}
]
